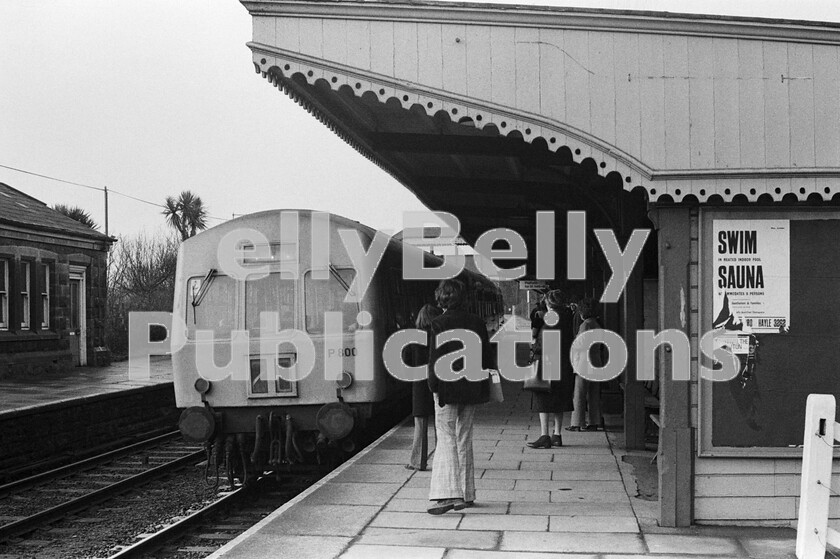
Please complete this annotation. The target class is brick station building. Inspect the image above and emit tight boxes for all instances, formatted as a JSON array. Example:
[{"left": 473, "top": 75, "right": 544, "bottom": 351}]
[{"left": 0, "top": 183, "right": 115, "bottom": 375}]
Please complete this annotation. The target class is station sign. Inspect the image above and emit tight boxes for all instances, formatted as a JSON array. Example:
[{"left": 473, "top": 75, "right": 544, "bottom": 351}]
[{"left": 519, "top": 280, "right": 549, "bottom": 291}]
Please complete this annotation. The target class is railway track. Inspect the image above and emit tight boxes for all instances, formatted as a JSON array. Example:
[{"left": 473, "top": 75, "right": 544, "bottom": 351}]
[
  {"left": 0, "top": 434, "right": 207, "bottom": 556},
  {"left": 107, "top": 466, "right": 329, "bottom": 559}
]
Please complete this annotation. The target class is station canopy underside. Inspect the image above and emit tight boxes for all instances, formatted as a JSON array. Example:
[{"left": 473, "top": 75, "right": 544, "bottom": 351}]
[{"left": 274, "top": 71, "right": 643, "bottom": 271}]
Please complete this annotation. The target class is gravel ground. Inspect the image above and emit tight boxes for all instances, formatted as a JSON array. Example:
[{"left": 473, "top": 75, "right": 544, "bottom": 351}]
[
  {"left": 0, "top": 466, "right": 224, "bottom": 559},
  {"left": 0, "top": 446, "right": 197, "bottom": 518}
]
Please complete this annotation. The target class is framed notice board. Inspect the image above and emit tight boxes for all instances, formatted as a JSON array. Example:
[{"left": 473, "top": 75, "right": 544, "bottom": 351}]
[{"left": 699, "top": 209, "right": 840, "bottom": 456}]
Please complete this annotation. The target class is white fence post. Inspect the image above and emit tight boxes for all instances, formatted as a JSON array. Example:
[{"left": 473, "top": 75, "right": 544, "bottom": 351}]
[{"left": 797, "top": 394, "right": 837, "bottom": 559}]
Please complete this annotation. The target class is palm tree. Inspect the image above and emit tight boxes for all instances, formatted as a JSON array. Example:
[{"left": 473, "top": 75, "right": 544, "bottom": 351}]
[
  {"left": 53, "top": 204, "right": 98, "bottom": 230},
  {"left": 162, "top": 190, "right": 208, "bottom": 240}
]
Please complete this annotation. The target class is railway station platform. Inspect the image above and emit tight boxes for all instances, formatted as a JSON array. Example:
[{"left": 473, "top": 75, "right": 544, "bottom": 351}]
[
  {"left": 207, "top": 381, "right": 798, "bottom": 559},
  {"left": 0, "top": 356, "right": 176, "bottom": 478},
  {"left": 0, "top": 355, "right": 172, "bottom": 417}
]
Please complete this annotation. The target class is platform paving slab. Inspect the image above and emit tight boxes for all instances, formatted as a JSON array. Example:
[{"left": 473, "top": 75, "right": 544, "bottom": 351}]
[
  {"left": 357, "top": 527, "right": 500, "bottom": 549},
  {"left": 448, "top": 552, "right": 597, "bottom": 559},
  {"left": 500, "top": 531, "right": 647, "bottom": 554},
  {"left": 549, "top": 515, "right": 639, "bottom": 533},
  {"left": 218, "top": 534, "right": 351, "bottom": 559},
  {"left": 331, "top": 464, "right": 414, "bottom": 484},
  {"left": 458, "top": 513, "right": 549, "bottom": 532},
  {"left": 241, "top": 504, "right": 380, "bottom": 537},
  {"left": 338, "top": 545, "right": 445, "bottom": 559},
  {"left": 304, "top": 482, "right": 403, "bottom": 506},
  {"left": 643, "top": 534, "right": 743, "bottom": 555},
  {"left": 369, "top": 511, "right": 462, "bottom": 530},
  {"left": 738, "top": 537, "right": 797, "bottom": 558}
]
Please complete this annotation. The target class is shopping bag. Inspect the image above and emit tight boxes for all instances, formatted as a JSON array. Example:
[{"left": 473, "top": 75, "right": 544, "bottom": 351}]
[
  {"left": 523, "top": 359, "right": 551, "bottom": 392},
  {"left": 488, "top": 369, "right": 504, "bottom": 403}
]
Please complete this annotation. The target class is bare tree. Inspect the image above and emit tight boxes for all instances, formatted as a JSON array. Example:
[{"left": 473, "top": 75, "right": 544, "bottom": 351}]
[{"left": 106, "top": 233, "right": 179, "bottom": 357}]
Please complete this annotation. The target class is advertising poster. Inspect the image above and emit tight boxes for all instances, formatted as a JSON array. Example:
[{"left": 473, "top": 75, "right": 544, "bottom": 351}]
[{"left": 712, "top": 219, "right": 790, "bottom": 334}]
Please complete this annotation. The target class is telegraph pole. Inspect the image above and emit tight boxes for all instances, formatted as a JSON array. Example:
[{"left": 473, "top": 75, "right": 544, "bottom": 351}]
[{"left": 104, "top": 185, "right": 109, "bottom": 236}]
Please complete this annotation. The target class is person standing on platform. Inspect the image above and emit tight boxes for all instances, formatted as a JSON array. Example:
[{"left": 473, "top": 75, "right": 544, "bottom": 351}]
[
  {"left": 406, "top": 303, "right": 441, "bottom": 471},
  {"left": 427, "top": 279, "right": 493, "bottom": 515},
  {"left": 567, "top": 297, "right": 605, "bottom": 432},
  {"left": 526, "top": 289, "right": 575, "bottom": 449}
]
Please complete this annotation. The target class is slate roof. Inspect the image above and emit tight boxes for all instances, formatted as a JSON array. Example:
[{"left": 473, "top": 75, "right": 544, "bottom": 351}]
[{"left": 0, "top": 182, "right": 114, "bottom": 243}]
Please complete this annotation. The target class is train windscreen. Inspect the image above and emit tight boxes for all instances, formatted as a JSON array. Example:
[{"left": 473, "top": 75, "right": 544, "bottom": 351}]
[
  {"left": 304, "top": 269, "right": 358, "bottom": 333},
  {"left": 245, "top": 273, "right": 295, "bottom": 335},
  {"left": 187, "top": 275, "right": 236, "bottom": 338}
]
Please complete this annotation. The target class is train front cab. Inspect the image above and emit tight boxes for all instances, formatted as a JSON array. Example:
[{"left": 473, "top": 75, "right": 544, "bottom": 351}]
[{"left": 173, "top": 212, "right": 398, "bottom": 467}]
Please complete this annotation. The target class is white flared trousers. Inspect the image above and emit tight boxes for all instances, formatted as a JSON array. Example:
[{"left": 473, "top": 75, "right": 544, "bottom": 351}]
[{"left": 429, "top": 395, "right": 476, "bottom": 502}]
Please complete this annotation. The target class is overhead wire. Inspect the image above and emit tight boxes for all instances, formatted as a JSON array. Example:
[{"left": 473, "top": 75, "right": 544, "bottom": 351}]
[{"left": 0, "top": 163, "right": 228, "bottom": 222}]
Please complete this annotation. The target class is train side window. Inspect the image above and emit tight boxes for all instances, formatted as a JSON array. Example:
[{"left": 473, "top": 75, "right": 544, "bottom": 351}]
[
  {"left": 304, "top": 269, "right": 358, "bottom": 334},
  {"left": 245, "top": 273, "right": 295, "bottom": 336},
  {"left": 187, "top": 275, "right": 236, "bottom": 338}
]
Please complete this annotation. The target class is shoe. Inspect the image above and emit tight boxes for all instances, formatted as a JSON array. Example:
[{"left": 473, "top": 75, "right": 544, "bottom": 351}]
[
  {"left": 551, "top": 434, "right": 563, "bottom": 447},
  {"left": 428, "top": 498, "right": 464, "bottom": 515},
  {"left": 455, "top": 500, "right": 474, "bottom": 510},
  {"left": 565, "top": 426, "right": 581, "bottom": 432},
  {"left": 526, "top": 435, "right": 552, "bottom": 449},
  {"left": 583, "top": 425, "right": 599, "bottom": 431}
]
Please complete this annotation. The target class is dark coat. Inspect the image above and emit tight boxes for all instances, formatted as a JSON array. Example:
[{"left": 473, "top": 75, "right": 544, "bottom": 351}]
[
  {"left": 408, "top": 341, "right": 435, "bottom": 417},
  {"left": 427, "top": 309, "right": 494, "bottom": 407},
  {"left": 531, "top": 306, "right": 575, "bottom": 413}
]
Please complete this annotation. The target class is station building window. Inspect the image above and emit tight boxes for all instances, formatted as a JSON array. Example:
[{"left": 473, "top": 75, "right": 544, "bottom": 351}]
[
  {"left": 20, "top": 261, "right": 30, "bottom": 330},
  {"left": 0, "top": 259, "right": 7, "bottom": 331},
  {"left": 40, "top": 263, "right": 50, "bottom": 330}
]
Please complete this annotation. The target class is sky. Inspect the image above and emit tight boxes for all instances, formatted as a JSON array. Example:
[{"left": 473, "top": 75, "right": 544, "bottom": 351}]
[{"left": 2, "top": 1, "right": 839, "bottom": 239}]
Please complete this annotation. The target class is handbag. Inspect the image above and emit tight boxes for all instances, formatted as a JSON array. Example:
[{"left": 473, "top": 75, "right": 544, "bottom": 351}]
[
  {"left": 488, "top": 369, "right": 504, "bottom": 403},
  {"left": 523, "top": 358, "right": 551, "bottom": 392}
]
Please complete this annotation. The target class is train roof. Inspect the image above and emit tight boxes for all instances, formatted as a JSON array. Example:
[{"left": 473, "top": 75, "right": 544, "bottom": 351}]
[{"left": 182, "top": 209, "right": 500, "bottom": 292}]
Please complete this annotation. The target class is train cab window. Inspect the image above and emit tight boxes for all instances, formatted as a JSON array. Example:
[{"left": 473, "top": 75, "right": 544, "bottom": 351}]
[
  {"left": 249, "top": 357, "right": 297, "bottom": 397},
  {"left": 304, "top": 268, "right": 358, "bottom": 334},
  {"left": 245, "top": 273, "right": 295, "bottom": 336},
  {"left": 187, "top": 274, "right": 236, "bottom": 338}
]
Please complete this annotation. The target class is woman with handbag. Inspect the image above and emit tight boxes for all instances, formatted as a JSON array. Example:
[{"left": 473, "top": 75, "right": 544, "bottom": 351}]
[{"left": 526, "top": 289, "right": 575, "bottom": 449}]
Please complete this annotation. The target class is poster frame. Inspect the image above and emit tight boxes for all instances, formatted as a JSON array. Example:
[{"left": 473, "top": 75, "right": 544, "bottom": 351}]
[{"left": 697, "top": 206, "right": 840, "bottom": 458}]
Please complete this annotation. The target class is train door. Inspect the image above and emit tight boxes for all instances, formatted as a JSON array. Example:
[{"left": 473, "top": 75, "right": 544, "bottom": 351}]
[{"left": 69, "top": 266, "right": 86, "bottom": 366}]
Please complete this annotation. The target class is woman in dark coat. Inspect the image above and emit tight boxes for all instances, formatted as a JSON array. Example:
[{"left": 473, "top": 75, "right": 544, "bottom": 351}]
[
  {"left": 407, "top": 303, "right": 441, "bottom": 470},
  {"left": 527, "top": 289, "right": 575, "bottom": 448}
]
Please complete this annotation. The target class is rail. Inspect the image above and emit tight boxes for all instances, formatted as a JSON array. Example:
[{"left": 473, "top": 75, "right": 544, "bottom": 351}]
[
  {"left": 0, "top": 430, "right": 181, "bottom": 497},
  {"left": 107, "top": 486, "right": 245, "bottom": 558},
  {"left": 797, "top": 394, "right": 840, "bottom": 558},
  {"left": 0, "top": 446, "right": 204, "bottom": 542}
]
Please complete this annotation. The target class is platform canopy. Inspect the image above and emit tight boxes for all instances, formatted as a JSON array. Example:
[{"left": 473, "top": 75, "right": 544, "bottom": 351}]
[{"left": 241, "top": 0, "right": 840, "bottom": 248}]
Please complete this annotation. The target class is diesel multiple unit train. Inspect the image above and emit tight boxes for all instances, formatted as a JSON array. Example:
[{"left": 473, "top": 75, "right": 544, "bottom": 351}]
[{"left": 172, "top": 210, "right": 504, "bottom": 483}]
